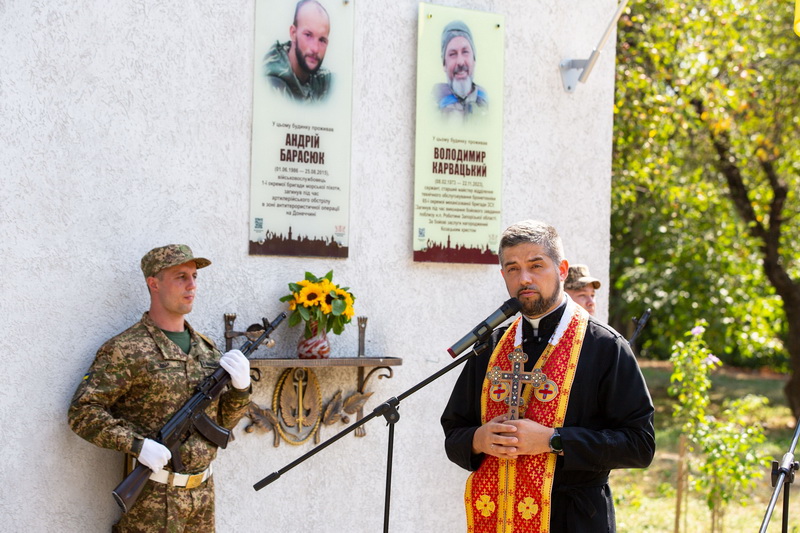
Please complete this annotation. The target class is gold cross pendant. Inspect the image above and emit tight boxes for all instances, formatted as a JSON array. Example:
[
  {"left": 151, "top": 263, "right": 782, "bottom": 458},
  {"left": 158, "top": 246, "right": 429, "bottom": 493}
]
[{"left": 487, "top": 347, "right": 549, "bottom": 420}]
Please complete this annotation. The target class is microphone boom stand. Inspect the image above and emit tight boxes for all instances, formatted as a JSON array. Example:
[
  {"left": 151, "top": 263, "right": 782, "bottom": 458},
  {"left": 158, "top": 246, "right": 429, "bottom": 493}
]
[
  {"left": 759, "top": 416, "right": 800, "bottom": 533},
  {"left": 253, "top": 343, "right": 489, "bottom": 533}
]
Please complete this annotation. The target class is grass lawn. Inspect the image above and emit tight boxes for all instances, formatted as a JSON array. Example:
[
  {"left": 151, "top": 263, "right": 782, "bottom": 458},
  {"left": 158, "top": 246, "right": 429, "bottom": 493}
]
[{"left": 612, "top": 361, "right": 800, "bottom": 532}]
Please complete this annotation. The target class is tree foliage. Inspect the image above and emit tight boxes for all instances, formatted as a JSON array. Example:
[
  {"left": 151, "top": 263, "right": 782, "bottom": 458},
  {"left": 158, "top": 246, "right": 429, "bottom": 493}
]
[{"left": 611, "top": 0, "right": 800, "bottom": 410}]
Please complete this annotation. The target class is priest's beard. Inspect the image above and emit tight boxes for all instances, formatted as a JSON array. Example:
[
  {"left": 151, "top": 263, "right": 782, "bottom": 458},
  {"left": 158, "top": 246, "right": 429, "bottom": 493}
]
[
  {"left": 450, "top": 77, "right": 473, "bottom": 99},
  {"left": 519, "top": 284, "right": 562, "bottom": 318}
]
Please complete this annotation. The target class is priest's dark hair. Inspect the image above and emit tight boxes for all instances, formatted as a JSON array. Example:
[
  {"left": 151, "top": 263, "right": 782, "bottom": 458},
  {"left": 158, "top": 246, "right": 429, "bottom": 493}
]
[{"left": 498, "top": 220, "right": 564, "bottom": 266}]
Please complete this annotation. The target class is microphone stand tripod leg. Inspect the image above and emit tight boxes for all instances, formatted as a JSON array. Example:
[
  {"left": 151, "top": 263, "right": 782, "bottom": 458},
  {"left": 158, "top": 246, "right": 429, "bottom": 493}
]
[
  {"left": 781, "top": 461, "right": 797, "bottom": 533},
  {"left": 374, "top": 399, "right": 400, "bottom": 533}
]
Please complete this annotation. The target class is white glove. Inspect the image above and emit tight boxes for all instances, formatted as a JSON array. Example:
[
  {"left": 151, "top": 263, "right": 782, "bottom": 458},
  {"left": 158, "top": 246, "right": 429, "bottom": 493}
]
[
  {"left": 219, "top": 349, "right": 251, "bottom": 390},
  {"left": 138, "top": 438, "right": 171, "bottom": 473}
]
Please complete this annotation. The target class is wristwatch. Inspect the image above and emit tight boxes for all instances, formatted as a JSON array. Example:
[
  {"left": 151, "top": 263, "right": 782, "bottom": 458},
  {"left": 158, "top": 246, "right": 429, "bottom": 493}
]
[{"left": 549, "top": 428, "right": 563, "bottom": 454}]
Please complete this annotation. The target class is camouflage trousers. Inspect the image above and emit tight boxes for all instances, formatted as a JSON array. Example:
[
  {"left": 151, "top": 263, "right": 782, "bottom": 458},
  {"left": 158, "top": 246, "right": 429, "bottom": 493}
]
[{"left": 112, "top": 477, "right": 215, "bottom": 533}]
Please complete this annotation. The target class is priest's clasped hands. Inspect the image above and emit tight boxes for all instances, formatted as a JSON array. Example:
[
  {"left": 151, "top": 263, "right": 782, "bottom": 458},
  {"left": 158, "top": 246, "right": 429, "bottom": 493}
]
[{"left": 472, "top": 414, "right": 559, "bottom": 458}]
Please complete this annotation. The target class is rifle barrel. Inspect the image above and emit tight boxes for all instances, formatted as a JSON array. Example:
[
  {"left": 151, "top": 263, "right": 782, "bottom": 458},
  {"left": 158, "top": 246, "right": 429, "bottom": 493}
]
[{"left": 628, "top": 308, "right": 651, "bottom": 346}]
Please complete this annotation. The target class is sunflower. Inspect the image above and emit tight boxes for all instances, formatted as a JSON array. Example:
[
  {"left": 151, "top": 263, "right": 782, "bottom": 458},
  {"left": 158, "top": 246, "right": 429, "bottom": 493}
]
[
  {"left": 281, "top": 270, "right": 356, "bottom": 338},
  {"left": 319, "top": 279, "right": 336, "bottom": 314},
  {"left": 297, "top": 283, "right": 325, "bottom": 308}
]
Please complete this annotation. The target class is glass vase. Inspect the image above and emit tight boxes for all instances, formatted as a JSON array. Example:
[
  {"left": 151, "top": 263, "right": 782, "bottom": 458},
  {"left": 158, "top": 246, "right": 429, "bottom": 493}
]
[{"left": 296, "top": 320, "right": 331, "bottom": 359}]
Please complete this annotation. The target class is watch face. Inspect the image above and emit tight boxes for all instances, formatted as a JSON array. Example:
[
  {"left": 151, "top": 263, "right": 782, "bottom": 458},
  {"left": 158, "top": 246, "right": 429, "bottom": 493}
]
[{"left": 550, "top": 431, "right": 563, "bottom": 453}]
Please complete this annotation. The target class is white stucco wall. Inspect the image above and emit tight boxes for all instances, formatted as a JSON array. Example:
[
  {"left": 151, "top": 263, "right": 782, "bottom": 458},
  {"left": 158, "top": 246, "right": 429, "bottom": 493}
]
[{"left": 0, "top": 0, "right": 617, "bottom": 531}]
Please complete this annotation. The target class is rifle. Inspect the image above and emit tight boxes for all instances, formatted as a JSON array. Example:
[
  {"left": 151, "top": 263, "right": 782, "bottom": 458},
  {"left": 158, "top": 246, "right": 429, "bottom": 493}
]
[
  {"left": 628, "top": 308, "right": 651, "bottom": 346},
  {"left": 112, "top": 312, "right": 287, "bottom": 513}
]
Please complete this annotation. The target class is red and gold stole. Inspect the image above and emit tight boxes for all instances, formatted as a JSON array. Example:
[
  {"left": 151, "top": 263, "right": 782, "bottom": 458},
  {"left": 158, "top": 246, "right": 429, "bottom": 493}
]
[{"left": 465, "top": 301, "right": 589, "bottom": 533}]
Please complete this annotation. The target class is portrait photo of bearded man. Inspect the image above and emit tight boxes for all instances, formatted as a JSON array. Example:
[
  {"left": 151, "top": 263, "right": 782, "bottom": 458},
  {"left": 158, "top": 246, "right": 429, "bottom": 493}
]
[
  {"left": 433, "top": 20, "right": 488, "bottom": 119},
  {"left": 264, "top": 0, "right": 332, "bottom": 103}
]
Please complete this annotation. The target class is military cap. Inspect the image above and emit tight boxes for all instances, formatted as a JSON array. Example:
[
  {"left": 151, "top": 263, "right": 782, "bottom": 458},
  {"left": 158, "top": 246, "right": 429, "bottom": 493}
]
[
  {"left": 441, "top": 20, "right": 476, "bottom": 62},
  {"left": 565, "top": 264, "right": 601, "bottom": 290},
  {"left": 140, "top": 244, "right": 211, "bottom": 278}
]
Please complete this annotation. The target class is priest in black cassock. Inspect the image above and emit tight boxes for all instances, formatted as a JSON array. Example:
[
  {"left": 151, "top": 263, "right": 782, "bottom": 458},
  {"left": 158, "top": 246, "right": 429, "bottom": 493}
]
[{"left": 441, "top": 220, "right": 655, "bottom": 533}]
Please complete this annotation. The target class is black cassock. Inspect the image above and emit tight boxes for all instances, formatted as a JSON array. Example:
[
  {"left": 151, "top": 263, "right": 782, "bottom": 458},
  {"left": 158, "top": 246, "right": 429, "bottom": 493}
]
[{"left": 441, "top": 302, "right": 655, "bottom": 532}]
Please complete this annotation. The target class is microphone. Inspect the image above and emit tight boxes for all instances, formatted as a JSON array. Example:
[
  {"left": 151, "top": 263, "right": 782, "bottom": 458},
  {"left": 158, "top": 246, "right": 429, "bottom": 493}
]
[{"left": 447, "top": 298, "right": 522, "bottom": 358}]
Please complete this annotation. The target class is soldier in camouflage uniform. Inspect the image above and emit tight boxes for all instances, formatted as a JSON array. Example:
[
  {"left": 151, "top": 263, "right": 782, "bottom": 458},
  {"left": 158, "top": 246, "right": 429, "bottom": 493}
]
[
  {"left": 263, "top": 0, "right": 332, "bottom": 102},
  {"left": 68, "top": 244, "right": 252, "bottom": 532},
  {"left": 564, "top": 264, "right": 601, "bottom": 316}
]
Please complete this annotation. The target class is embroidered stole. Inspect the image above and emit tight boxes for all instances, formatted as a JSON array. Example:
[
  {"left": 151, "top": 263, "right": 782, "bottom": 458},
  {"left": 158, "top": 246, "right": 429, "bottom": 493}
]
[{"left": 465, "top": 301, "right": 589, "bottom": 533}]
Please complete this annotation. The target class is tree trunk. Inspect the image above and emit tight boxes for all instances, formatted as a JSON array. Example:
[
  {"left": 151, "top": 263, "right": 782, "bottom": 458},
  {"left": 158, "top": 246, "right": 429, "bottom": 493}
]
[
  {"left": 694, "top": 98, "right": 800, "bottom": 416},
  {"left": 783, "top": 304, "right": 800, "bottom": 416},
  {"left": 675, "top": 434, "right": 686, "bottom": 533}
]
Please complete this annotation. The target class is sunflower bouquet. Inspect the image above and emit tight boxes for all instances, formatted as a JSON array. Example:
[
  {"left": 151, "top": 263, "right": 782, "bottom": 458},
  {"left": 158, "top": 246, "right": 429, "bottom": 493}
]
[{"left": 280, "top": 271, "right": 356, "bottom": 339}]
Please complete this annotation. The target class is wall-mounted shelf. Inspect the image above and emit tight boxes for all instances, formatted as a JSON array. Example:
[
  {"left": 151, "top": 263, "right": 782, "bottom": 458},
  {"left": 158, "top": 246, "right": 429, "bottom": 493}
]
[
  {"left": 248, "top": 356, "right": 402, "bottom": 368},
  {"left": 245, "top": 357, "right": 402, "bottom": 445},
  {"left": 224, "top": 314, "right": 402, "bottom": 446}
]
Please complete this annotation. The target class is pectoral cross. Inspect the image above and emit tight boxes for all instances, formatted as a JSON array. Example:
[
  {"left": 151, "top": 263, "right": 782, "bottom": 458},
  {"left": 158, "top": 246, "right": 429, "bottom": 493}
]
[{"left": 486, "top": 347, "right": 548, "bottom": 420}]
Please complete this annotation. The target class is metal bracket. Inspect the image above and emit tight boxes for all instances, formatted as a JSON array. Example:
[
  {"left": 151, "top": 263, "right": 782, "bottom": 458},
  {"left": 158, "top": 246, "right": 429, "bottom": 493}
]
[
  {"left": 559, "top": 59, "right": 589, "bottom": 93},
  {"left": 374, "top": 397, "right": 400, "bottom": 425},
  {"left": 558, "top": 0, "right": 629, "bottom": 93}
]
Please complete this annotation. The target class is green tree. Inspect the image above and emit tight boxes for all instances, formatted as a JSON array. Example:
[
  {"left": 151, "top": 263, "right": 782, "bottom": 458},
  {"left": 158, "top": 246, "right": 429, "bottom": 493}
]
[
  {"left": 612, "top": 0, "right": 800, "bottom": 413},
  {"left": 669, "top": 321, "right": 766, "bottom": 532}
]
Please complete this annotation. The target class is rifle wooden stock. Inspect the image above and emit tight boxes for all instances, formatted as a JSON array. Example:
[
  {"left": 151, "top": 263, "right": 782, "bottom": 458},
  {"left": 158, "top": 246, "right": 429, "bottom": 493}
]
[
  {"left": 110, "top": 312, "right": 286, "bottom": 512},
  {"left": 112, "top": 463, "right": 151, "bottom": 514}
]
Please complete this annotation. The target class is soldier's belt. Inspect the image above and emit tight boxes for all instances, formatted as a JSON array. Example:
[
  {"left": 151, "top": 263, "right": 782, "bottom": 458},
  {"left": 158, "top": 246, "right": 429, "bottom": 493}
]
[{"left": 149, "top": 463, "right": 213, "bottom": 489}]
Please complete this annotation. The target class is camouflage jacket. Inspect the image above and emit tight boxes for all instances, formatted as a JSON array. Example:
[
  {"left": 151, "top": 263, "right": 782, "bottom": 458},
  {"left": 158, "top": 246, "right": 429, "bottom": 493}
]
[
  {"left": 263, "top": 40, "right": 331, "bottom": 102},
  {"left": 433, "top": 82, "right": 488, "bottom": 117},
  {"left": 68, "top": 312, "right": 250, "bottom": 473}
]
